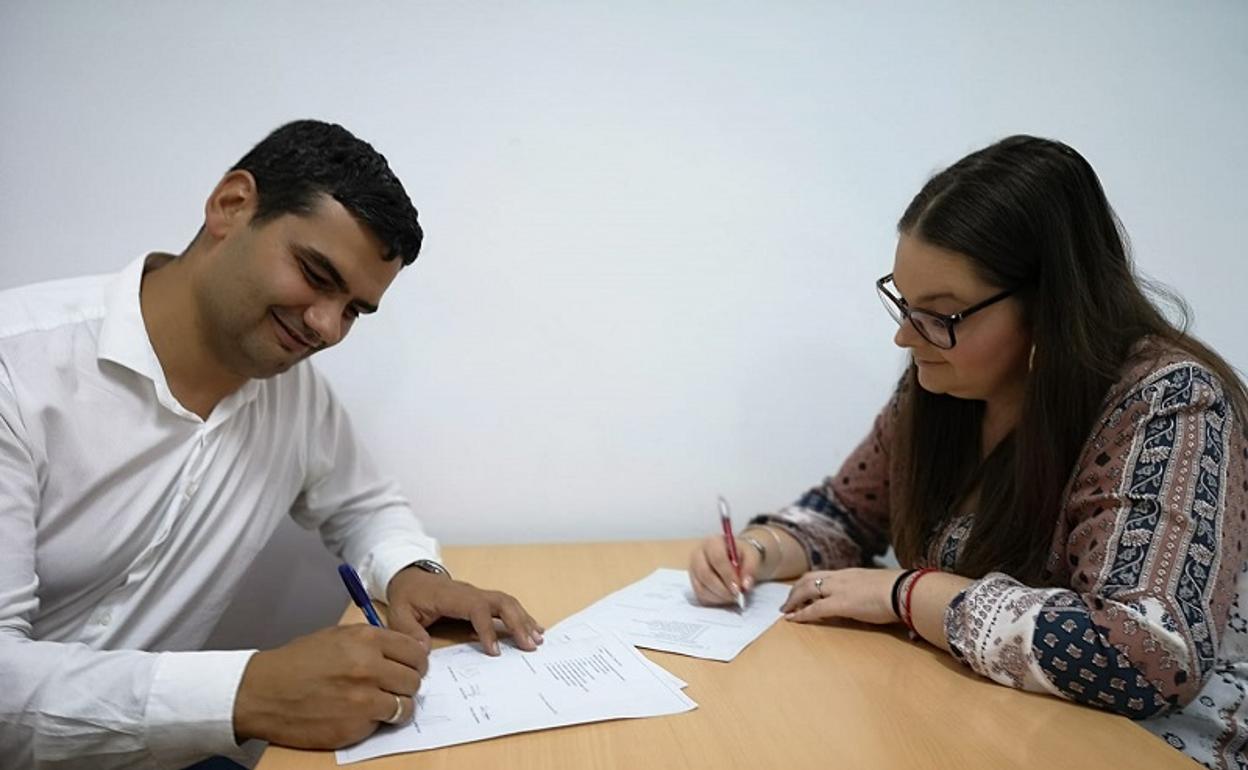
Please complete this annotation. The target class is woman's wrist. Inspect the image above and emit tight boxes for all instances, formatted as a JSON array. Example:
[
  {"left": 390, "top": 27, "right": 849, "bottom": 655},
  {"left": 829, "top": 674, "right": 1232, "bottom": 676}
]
[
  {"left": 890, "top": 569, "right": 917, "bottom": 623},
  {"left": 897, "top": 568, "right": 939, "bottom": 634},
  {"left": 741, "top": 525, "right": 784, "bottom": 581}
]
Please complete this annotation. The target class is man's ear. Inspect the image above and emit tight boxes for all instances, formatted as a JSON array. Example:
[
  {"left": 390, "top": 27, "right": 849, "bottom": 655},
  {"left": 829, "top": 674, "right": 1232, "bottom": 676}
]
[{"left": 202, "top": 170, "right": 260, "bottom": 241}]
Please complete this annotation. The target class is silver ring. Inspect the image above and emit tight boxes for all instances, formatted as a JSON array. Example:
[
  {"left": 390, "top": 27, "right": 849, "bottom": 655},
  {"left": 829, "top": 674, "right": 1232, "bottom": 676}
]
[
  {"left": 384, "top": 694, "right": 404, "bottom": 724},
  {"left": 814, "top": 577, "right": 825, "bottom": 597}
]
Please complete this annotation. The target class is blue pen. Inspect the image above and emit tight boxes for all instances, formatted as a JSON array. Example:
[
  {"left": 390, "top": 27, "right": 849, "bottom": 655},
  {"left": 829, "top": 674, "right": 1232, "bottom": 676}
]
[{"left": 338, "top": 563, "right": 385, "bottom": 628}]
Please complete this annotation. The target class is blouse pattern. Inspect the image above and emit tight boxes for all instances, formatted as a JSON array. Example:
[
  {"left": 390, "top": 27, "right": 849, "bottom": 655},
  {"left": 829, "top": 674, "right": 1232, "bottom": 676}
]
[{"left": 750, "top": 343, "right": 1248, "bottom": 769}]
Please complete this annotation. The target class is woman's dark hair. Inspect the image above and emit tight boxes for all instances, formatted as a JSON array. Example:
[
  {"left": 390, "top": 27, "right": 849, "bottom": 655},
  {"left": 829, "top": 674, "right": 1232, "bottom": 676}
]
[
  {"left": 891, "top": 135, "right": 1248, "bottom": 583},
  {"left": 230, "top": 119, "right": 423, "bottom": 265}
]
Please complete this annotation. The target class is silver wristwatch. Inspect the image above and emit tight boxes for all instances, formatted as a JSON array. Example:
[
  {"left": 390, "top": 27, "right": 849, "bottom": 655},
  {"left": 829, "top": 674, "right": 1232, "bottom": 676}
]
[{"left": 408, "top": 559, "right": 452, "bottom": 579}]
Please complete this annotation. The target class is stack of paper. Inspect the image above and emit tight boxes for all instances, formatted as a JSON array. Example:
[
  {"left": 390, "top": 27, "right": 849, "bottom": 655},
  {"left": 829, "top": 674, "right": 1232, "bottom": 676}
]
[
  {"left": 337, "top": 621, "right": 695, "bottom": 764},
  {"left": 337, "top": 568, "right": 788, "bottom": 764},
  {"left": 554, "top": 567, "right": 789, "bottom": 662}
]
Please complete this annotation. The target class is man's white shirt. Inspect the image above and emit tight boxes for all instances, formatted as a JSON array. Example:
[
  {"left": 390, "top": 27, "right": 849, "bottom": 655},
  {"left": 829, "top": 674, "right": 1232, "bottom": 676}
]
[{"left": 0, "top": 255, "right": 439, "bottom": 768}]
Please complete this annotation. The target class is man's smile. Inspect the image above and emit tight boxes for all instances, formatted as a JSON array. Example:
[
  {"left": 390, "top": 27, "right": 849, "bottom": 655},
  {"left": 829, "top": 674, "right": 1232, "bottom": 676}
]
[{"left": 270, "top": 310, "right": 313, "bottom": 353}]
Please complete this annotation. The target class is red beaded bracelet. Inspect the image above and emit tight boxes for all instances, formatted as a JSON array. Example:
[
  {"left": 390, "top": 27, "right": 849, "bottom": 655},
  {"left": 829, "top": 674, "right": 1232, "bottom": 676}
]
[{"left": 900, "top": 568, "right": 939, "bottom": 634}]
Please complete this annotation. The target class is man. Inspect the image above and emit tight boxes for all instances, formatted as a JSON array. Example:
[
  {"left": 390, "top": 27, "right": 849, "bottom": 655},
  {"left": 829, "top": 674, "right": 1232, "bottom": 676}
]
[{"left": 0, "top": 120, "right": 543, "bottom": 768}]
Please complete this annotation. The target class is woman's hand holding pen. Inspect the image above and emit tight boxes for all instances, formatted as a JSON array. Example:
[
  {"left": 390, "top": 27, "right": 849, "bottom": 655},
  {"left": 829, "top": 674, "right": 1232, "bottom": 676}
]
[
  {"left": 233, "top": 624, "right": 429, "bottom": 749},
  {"left": 386, "top": 567, "right": 545, "bottom": 656},
  {"left": 689, "top": 534, "right": 763, "bottom": 606}
]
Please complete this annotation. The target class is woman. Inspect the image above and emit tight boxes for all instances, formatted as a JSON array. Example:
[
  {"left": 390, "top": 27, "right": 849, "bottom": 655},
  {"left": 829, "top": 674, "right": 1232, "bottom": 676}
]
[{"left": 689, "top": 135, "right": 1248, "bottom": 768}]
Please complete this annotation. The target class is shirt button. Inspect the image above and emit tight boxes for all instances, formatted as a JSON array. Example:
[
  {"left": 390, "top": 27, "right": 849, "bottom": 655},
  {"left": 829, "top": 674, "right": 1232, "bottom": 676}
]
[{"left": 96, "top": 610, "right": 112, "bottom": 626}]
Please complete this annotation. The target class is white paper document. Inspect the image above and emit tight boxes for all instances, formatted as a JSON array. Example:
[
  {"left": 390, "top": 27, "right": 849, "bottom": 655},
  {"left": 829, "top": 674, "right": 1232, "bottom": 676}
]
[
  {"left": 554, "top": 568, "right": 788, "bottom": 662},
  {"left": 336, "top": 621, "right": 696, "bottom": 764}
]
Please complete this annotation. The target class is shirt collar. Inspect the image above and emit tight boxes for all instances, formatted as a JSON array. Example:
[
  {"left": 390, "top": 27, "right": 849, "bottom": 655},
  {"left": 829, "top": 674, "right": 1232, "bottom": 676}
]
[
  {"left": 96, "top": 253, "right": 169, "bottom": 382},
  {"left": 96, "top": 253, "right": 261, "bottom": 423}
]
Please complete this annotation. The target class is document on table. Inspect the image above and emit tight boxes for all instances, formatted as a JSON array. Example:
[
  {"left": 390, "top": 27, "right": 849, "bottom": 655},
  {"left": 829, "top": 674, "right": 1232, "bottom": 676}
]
[
  {"left": 554, "top": 568, "right": 789, "bottom": 662},
  {"left": 336, "top": 621, "right": 696, "bottom": 764}
]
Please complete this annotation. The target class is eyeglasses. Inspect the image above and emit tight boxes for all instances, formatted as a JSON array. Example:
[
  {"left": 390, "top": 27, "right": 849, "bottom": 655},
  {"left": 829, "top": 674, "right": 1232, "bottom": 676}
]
[{"left": 875, "top": 273, "right": 1015, "bottom": 350}]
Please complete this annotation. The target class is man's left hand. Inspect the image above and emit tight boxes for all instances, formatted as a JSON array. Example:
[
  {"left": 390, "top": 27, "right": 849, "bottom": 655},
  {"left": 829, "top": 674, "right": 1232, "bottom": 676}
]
[{"left": 386, "top": 567, "right": 544, "bottom": 655}]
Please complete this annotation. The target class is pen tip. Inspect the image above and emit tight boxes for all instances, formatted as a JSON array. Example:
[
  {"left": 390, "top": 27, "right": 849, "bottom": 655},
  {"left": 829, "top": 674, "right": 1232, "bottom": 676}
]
[{"left": 737, "top": 593, "right": 746, "bottom": 610}]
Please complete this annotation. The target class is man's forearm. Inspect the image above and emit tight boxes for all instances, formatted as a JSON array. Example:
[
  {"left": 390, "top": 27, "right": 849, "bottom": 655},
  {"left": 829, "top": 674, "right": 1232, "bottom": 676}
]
[{"left": 0, "top": 637, "right": 253, "bottom": 769}]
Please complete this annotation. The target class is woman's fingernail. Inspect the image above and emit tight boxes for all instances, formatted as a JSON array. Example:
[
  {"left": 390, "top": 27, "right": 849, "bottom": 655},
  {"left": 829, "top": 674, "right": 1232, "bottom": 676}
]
[{"left": 743, "top": 577, "right": 754, "bottom": 590}]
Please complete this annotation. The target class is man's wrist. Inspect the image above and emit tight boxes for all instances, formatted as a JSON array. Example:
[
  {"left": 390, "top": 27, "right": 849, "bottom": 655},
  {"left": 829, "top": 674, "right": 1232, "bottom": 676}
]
[
  {"left": 232, "top": 650, "right": 271, "bottom": 744},
  {"left": 405, "top": 558, "right": 452, "bottom": 579},
  {"left": 388, "top": 560, "right": 453, "bottom": 598}
]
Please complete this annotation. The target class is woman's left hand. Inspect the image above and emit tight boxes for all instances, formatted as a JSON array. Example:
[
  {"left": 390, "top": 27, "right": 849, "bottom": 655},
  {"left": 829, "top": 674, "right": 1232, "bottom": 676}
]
[{"left": 781, "top": 568, "right": 903, "bottom": 625}]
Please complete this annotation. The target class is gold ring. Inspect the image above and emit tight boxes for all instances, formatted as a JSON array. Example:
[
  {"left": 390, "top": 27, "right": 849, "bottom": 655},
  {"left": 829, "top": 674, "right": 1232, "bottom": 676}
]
[{"left": 385, "top": 694, "right": 404, "bottom": 724}]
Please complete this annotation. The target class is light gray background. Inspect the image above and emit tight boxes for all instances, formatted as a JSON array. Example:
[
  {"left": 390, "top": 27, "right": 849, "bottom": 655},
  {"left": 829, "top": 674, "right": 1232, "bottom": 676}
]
[{"left": 2, "top": 1, "right": 1245, "bottom": 648}]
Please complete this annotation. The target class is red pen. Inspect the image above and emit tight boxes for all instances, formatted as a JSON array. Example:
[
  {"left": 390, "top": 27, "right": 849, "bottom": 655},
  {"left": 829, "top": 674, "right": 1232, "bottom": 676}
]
[{"left": 717, "top": 495, "right": 746, "bottom": 609}]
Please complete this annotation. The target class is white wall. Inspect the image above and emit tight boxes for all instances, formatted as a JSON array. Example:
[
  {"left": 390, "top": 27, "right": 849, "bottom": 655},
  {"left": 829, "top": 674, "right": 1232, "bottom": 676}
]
[{"left": 3, "top": 1, "right": 1246, "bottom": 647}]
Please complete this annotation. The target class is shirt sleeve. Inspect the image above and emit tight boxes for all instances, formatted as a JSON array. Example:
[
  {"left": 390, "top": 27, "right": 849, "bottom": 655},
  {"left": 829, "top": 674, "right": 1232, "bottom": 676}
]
[
  {"left": 943, "top": 362, "right": 1245, "bottom": 719},
  {"left": 749, "top": 378, "right": 903, "bottom": 570},
  {"left": 291, "top": 369, "right": 441, "bottom": 602},
  {"left": 0, "top": 367, "right": 255, "bottom": 769}
]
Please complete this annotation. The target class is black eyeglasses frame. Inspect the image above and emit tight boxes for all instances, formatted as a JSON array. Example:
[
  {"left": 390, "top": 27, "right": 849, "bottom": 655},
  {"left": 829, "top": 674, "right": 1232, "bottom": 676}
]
[{"left": 875, "top": 273, "right": 1016, "bottom": 350}]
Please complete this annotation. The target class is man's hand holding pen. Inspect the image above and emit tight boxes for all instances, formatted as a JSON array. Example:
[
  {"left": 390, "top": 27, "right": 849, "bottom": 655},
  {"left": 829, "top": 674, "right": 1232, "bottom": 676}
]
[{"left": 233, "top": 624, "right": 428, "bottom": 749}]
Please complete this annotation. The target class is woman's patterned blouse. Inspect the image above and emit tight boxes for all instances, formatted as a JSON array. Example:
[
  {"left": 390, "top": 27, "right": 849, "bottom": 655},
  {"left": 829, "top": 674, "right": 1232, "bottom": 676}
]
[{"left": 751, "top": 341, "right": 1248, "bottom": 768}]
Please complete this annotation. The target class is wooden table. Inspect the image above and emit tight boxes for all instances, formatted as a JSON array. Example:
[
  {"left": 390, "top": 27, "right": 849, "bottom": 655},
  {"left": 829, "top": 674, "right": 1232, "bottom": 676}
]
[{"left": 256, "top": 539, "right": 1190, "bottom": 769}]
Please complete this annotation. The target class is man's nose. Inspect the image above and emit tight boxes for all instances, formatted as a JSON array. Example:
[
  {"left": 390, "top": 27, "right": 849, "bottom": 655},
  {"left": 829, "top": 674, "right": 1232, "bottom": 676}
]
[{"left": 303, "top": 302, "right": 343, "bottom": 348}]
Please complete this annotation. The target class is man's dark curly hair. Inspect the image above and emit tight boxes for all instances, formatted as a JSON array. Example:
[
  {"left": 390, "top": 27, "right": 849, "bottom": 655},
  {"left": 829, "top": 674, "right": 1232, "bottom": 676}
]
[{"left": 230, "top": 120, "right": 423, "bottom": 265}]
